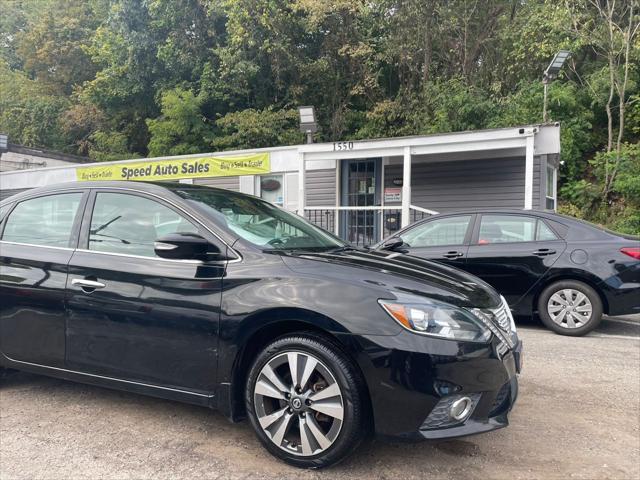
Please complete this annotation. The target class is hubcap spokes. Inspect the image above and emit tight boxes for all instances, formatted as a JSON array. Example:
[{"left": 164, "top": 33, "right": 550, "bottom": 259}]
[
  {"left": 548, "top": 289, "right": 592, "bottom": 328},
  {"left": 254, "top": 351, "right": 344, "bottom": 457}
]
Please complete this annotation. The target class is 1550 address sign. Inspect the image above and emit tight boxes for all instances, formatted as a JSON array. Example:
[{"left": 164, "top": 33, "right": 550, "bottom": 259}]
[{"left": 333, "top": 141, "right": 354, "bottom": 151}]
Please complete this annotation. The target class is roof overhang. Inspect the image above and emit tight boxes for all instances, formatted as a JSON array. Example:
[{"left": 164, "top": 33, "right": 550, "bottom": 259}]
[{"left": 299, "top": 125, "right": 558, "bottom": 161}]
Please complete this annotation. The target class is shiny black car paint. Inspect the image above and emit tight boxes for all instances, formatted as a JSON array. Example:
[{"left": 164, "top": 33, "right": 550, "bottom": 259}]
[
  {"left": 0, "top": 182, "right": 519, "bottom": 441},
  {"left": 376, "top": 210, "right": 640, "bottom": 318}
]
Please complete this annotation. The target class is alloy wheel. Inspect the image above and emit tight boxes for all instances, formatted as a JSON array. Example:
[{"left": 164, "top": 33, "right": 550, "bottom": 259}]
[
  {"left": 547, "top": 288, "right": 593, "bottom": 329},
  {"left": 253, "top": 351, "right": 344, "bottom": 457}
]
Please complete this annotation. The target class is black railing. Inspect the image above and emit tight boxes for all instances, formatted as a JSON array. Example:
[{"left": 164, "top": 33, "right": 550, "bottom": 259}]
[
  {"left": 304, "top": 208, "right": 433, "bottom": 246},
  {"left": 410, "top": 209, "right": 431, "bottom": 224},
  {"left": 304, "top": 209, "right": 336, "bottom": 234}
]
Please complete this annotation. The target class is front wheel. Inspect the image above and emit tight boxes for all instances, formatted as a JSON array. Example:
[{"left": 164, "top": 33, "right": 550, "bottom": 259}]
[
  {"left": 245, "top": 334, "right": 367, "bottom": 469},
  {"left": 538, "top": 280, "right": 603, "bottom": 336}
]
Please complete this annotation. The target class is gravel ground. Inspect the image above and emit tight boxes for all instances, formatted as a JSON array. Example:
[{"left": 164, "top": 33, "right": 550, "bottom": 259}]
[{"left": 1, "top": 315, "right": 639, "bottom": 480}]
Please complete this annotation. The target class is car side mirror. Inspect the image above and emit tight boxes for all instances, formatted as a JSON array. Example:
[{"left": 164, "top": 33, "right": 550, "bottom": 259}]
[
  {"left": 381, "top": 237, "right": 405, "bottom": 251},
  {"left": 154, "top": 232, "right": 222, "bottom": 261}
]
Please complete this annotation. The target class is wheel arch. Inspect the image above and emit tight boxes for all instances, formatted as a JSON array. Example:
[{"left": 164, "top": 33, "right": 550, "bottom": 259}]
[
  {"left": 532, "top": 272, "right": 609, "bottom": 315},
  {"left": 226, "top": 308, "right": 374, "bottom": 427}
]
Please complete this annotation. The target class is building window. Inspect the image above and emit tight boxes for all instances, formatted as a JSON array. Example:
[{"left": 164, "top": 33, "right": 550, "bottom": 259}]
[
  {"left": 257, "top": 174, "right": 284, "bottom": 206},
  {"left": 546, "top": 164, "right": 557, "bottom": 210}
]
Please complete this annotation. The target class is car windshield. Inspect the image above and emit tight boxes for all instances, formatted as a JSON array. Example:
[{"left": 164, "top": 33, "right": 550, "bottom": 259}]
[{"left": 172, "top": 187, "right": 346, "bottom": 251}]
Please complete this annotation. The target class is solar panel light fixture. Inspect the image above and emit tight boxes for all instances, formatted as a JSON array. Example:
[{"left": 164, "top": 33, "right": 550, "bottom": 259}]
[{"left": 543, "top": 50, "right": 571, "bottom": 82}]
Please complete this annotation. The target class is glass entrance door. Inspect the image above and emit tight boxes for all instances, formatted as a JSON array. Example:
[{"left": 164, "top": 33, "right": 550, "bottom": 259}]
[{"left": 340, "top": 158, "right": 381, "bottom": 246}]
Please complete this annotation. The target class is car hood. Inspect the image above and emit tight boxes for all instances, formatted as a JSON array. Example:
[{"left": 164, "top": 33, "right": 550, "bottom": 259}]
[{"left": 279, "top": 248, "right": 501, "bottom": 310}]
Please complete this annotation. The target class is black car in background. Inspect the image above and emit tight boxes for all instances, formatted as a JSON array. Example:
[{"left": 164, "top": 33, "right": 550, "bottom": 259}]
[
  {"left": 376, "top": 210, "right": 640, "bottom": 336},
  {"left": 0, "top": 182, "right": 521, "bottom": 468}
]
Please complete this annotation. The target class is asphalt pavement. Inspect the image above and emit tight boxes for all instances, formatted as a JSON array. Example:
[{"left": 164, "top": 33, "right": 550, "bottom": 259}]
[{"left": 1, "top": 315, "right": 639, "bottom": 480}]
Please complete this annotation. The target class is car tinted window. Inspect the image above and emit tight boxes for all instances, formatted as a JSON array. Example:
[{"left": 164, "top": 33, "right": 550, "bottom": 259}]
[
  {"left": 401, "top": 215, "right": 472, "bottom": 247},
  {"left": 536, "top": 220, "right": 558, "bottom": 241},
  {"left": 2, "top": 193, "right": 82, "bottom": 247},
  {"left": 89, "top": 193, "right": 198, "bottom": 258},
  {"left": 478, "top": 215, "right": 536, "bottom": 244}
]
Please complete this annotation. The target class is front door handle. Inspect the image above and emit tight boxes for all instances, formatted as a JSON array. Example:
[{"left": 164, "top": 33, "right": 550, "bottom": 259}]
[
  {"left": 71, "top": 278, "right": 106, "bottom": 291},
  {"left": 443, "top": 251, "right": 464, "bottom": 259},
  {"left": 532, "top": 249, "right": 556, "bottom": 256}
]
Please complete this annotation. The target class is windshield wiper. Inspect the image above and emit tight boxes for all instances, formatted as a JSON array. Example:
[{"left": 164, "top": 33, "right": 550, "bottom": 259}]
[
  {"left": 324, "top": 245, "right": 360, "bottom": 253},
  {"left": 90, "top": 215, "right": 122, "bottom": 235}
]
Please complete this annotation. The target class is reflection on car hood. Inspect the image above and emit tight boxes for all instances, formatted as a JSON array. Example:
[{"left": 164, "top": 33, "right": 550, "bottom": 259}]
[{"left": 280, "top": 248, "right": 501, "bottom": 309}]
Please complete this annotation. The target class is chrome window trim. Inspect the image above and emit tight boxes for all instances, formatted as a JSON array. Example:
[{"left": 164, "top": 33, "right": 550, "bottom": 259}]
[
  {"left": 0, "top": 241, "right": 233, "bottom": 265},
  {"left": 0, "top": 240, "right": 75, "bottom": 252},
  {"left": 74, "top": 247, "right": 230, "bottom": 265},
  {"left": 87, "top": 186, "right": 242, "bottom": 264},
  {"left": 0, "top": 186, "right": 243, "bottom": 264},
  {"left": 0, "top": 187, "right": 88, "bottom": 204}
]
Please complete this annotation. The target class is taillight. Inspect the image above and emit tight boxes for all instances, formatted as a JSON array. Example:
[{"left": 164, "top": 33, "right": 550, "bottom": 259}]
[{"left": 620, "top": 247, "right": 640, "bottom": 260}]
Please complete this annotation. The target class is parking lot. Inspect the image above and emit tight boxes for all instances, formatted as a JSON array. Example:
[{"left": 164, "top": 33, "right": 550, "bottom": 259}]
[{"left": 1, "top": 315, "right": 638, "bottom": 480}]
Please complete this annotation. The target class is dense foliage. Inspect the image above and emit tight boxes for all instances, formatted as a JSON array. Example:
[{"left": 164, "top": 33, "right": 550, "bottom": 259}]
[{"left": 1, "top": 0, "right": 638, "bottom": 233}]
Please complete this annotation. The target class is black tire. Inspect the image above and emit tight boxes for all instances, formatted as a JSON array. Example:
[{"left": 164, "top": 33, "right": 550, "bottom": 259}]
[
  {"left": 245, "top": 333, "right": 367, "bottom": 469},
  {"left": 538, "top": 280, "right": 603, "bottom": 336}
]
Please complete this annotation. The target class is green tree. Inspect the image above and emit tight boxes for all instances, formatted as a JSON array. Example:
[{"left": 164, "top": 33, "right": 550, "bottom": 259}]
[
  {"left": 147, "top": 87, "right": 211, "bottom": 157},
  {"left": 0, "top": 0, "right": 638, "bottom": 233},
  {"left": 214, "top": 108, "right": 302, "bottom": 150}
]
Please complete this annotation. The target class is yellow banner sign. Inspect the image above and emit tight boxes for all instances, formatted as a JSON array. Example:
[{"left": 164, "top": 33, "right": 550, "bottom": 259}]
[{"left": 76, "top": 153, "right": 270, "bottom": 182}]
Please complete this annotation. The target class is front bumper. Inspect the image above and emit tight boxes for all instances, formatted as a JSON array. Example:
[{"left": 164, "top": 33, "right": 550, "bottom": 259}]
[{"left": 350, "top": 331, "right": 521, "bottom": 440}]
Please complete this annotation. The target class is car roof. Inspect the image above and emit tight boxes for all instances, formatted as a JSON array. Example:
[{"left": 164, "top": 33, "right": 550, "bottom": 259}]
[
  {"left": 392, "top": 209, "right": 638, "bottom": 242},
  {"left": 421, "top": 208, "right": 563, "bottom": 220},
  {"left": 0, "top": 181, "right": 229, "bottom": 205}
]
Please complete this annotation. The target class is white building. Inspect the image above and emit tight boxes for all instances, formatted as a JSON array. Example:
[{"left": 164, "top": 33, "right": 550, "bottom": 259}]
[
  {"left": 0, "top": 124, "right": 561, "bottom": 245},
  {"left": 0, "top": 142, "right": 91, "bottom": 173}
]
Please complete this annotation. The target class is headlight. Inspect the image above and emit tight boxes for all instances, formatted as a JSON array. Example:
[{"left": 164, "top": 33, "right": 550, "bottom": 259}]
[{"left": 378, "top": 298, "right": 492, "bottom": 343}]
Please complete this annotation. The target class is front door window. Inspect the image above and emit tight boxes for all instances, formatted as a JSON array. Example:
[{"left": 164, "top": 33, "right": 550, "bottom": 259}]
[
  {"left": 400, "top": 215, "right": 473, "bottom": 248},
  {"left": 89, "top": 192, "right": 198, "bottom": 258}
]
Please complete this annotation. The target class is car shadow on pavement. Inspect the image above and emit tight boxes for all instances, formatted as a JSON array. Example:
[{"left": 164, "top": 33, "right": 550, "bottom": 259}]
[
  {"left": 515, "top": 314, "right": 639, "bottom": 338},
  {"left": 1, "top": 370, "right": 505, "bottom": 477}
]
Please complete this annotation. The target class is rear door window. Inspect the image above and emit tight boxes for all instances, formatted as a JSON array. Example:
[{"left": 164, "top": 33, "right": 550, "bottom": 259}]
[
  {"left": 2, "top": 193, "right": 83, "bottom": 247},
  {"left": 478, "top": 215, "right": 536, "bottom": 244},
  {"left": 478, "top": 215, "right": 559, "bottom": 244},
  {"left": 536, "top": 220, "right": 558, "bottom": 241}
]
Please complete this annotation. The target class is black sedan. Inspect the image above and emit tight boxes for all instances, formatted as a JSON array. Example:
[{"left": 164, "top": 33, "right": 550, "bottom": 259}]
[
  {"left": 376, "top": 210, "right": 640, "bottom": 336},
  {"left": 0, "top": 182, "right": 521, "bottom": 468}
]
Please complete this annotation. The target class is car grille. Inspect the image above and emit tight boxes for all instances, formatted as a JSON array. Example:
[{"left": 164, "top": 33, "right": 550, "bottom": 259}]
[
  {"left": 491, "top": 303, "right": 512, "bottom": 333},
  {"left": 469, "top": 297, "right": 516, "bottom": 350}
]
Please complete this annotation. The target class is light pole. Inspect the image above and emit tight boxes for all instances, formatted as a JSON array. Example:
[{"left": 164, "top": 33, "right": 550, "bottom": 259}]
[
  {"left": 542, "top": 50, "right": 571, "bottom": 123},
  {"left": 0, "top": 134, "right": 8, "bottom": 162},
  {"left": 298, "top": 106, "right": 318, "bottom": 144}
]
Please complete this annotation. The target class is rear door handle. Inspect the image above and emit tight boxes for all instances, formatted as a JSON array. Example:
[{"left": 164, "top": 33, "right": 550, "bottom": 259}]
[
  {"left": 532, "top": 249, "right": 556, "bottom": 256},
  {"left": 443, "top": 251, "right": 464, "bottom": 259},
  {"left": 71, "top": 278, "right": 106, "bottom": 290}
]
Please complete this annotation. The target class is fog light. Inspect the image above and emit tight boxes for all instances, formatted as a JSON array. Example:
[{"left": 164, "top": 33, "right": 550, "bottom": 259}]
[{"left": 450, "top": 397, "right": 473, "bottom": 421}]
